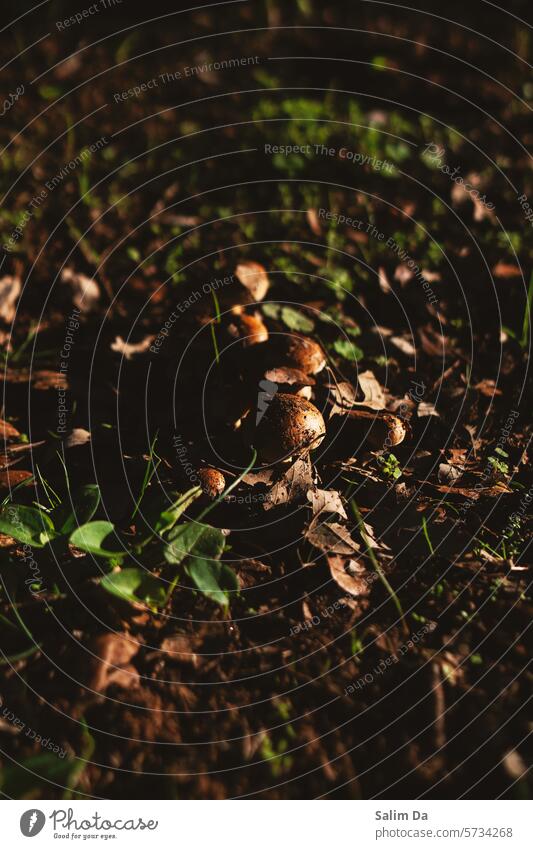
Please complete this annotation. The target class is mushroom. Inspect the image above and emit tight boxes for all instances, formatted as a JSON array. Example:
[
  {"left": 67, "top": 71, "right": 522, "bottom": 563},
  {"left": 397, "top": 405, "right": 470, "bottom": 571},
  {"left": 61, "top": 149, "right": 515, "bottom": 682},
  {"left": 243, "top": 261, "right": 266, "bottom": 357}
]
[
  {"left": 197, "top": 467, "right": 226, "bottom": 499},
  {"left": 343, "top": 409, "right": 408, "bottom": 450},
  {"left": 225, "top": 310, "right": 269, "bottom": 347},
  {"left": 253, "top": 393, "right": 326, "bottom": 464},
  {"left": 273, "top": 334, "right": 326, "bottom": 376}
]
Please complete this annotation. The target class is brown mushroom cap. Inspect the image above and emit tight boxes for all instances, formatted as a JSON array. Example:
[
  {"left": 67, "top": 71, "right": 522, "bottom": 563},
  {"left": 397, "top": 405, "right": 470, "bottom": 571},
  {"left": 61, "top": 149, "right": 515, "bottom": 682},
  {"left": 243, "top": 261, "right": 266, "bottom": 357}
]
[
  {"left": 226, "top": 311, "right": 269, "bottom": 347},
  {"left": 197, "top": 467, "right": 226, "bottom": 499},
  {"left": 276, "top": 334, "right": 326, "bottom": 375},
  {"left": 254, "top": 393, "right": 326, "bottom": 464},
  {"left": 341, "top": 409, "right": 408, "bottom": 450}
]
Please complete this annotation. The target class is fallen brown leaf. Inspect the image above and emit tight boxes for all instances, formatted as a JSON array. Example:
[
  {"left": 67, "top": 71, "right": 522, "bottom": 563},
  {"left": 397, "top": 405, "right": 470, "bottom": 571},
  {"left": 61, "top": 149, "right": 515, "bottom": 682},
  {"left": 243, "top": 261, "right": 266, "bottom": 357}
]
[
  {"left": 264, "top": 455, "right": 314, "bottom": 510},
  {"left": 328, "top": 555, "right": 372, "bottom": 596},
  {"left": 0, "top": 276, "right": 21, "bottom": 323},
  {"left": 307, "top": 520, "right": 360, "bottom": 555},
  {"left": 234, "top": 261, "right": 270, "bottom": 302}
]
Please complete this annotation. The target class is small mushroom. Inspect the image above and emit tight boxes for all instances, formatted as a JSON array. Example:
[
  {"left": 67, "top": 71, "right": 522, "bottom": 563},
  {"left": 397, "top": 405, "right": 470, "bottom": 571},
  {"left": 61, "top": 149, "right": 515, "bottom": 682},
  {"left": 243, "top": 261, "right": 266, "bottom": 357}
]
[
  {"left": 274, "top": 334, "right": 326, "bottom": 376},
  {"left": 343, "top": 409, "right": 408, "bottom": 450},
  {"left": 197, "top": 467, "right": 226, "bottom": 499},
  {"left": 253, "top": 393, "right": 326, "bottom": 464},
  {"left": 226, "top": 310, "right": 269, "bottom": 347}
]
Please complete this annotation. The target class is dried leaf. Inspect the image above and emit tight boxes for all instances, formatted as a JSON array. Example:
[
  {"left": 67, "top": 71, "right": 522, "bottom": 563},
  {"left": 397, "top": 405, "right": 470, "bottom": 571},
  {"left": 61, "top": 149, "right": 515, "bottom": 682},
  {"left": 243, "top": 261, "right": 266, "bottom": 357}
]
[
  {"left": 356, "top": 370, "right": 386, "bottom": 410},
  {"left": 0, "top": 276, "right": 21, "bottom": 323},
  {"left": 234, "top": 261, "right": 269, "bottom": 302},
  {"left": 65, "top": 428, "right": 91, "bottom": 448},
  {"left": 264, "top": 367, "right": 314, "bottom": 387},
  {"left": 418, "top": 401, "right": 439, "bottom": 417},
  {"left": 307, "top": 488, "right": 347, "bottom": 520},
  {"left": 492, "top": 262, "right": 522, "bottom": 279},
  {"left": 111, "top": 335, "right": 154, "bottom": 359},
  {"left": 0, "top": 469, "right": 33, "bottom": 489},
  {"left": 438, "top": 463, "right": 463, "bottom": 485},
  {"left": 0, "top": 420, "right": 20, "bottom": 441},
  {"left": 474, "top": 379, "right": 502, "bottom": 398},
  {"left": 33, "top": 370, "right": 68, "bottom": 390},
  {"left": 390, "top": 336, "right": 416, "bottom": 357},
  {"left": 61, "top": 268, "right": 100, "bottom": 312},
  {"left": 307, "top": 520, "right": 359, "bottom": 555},
  {"left": 378, "top": 266, "right": 392, "bottom": 293},
  {"left": 264, "top": 456, "right": 314, "bottom": 510},
  {"left": 328, "top": 555, "right": 372, "bottom": 596},
  {"left": 306, "top": 208, "right": 322, "bottom": 236},
  {"left": 329, "top": 381, "right": 357, "bottom": 417}
]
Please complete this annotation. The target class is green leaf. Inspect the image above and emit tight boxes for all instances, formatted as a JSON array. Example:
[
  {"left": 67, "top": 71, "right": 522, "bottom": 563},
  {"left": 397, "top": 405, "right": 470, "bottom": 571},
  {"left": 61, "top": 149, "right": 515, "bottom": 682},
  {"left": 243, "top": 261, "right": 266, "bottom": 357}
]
[
  {"left": 100, "top": 568, "right": 167, "bottom": 608},
  {"left": 0, "top": 753, "right": 74, "bottom": 798},
  {"left": 185, "top": 558, "right": 239, "bottom": 606},
  {"left": 262, "top": 303, "right": 281, "bottom": 320},
  {"left": 0, "top": 505, "right": 55, "bottom": 547},
  {"left": 165, "top": 522, "right": 237, "bottom": 606},
  {"left": 52, "top": 484, "right": 101, "bottom": 536},
  {"left": 332, "top": 338, "right": 364, "bottom": 361},
  {"left": 280, "top": 306, "right": 315, "bottom": 333},
  {"left": 140, "top": 487, "right": 201, "bottom": 538},
  {"left": 69, "top": 521, "right": 124, "bottom": 558},
  {"left": 164, "top": 521, "right": 224, "bottom": 566}
]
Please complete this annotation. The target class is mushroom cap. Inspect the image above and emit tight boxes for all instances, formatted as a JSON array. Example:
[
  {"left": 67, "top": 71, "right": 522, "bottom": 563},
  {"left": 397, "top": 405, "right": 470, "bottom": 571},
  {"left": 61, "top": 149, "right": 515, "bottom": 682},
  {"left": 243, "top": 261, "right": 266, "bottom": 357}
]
[
  {"left": 276, "top": 334, "right": 326, "bottom": 375},
  {"left": 254, "top": 393, "right": 326, "bottom": 463},
  {"left": 226, "top": 310, "right": 269, "bottom": 347},
  {"left": 366, "top": 413, "right": 407, "bottom": 449},
  {"left": 197, "top": 467, "right": 226, "bottom": 499}
]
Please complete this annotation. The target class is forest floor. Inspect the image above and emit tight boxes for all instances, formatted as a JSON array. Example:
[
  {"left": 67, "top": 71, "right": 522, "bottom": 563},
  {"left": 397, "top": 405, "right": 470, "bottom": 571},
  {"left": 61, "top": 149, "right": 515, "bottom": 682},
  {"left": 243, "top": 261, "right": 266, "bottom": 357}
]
[{"left": 0, "top": 0, "right": 531, "bottom": 799}]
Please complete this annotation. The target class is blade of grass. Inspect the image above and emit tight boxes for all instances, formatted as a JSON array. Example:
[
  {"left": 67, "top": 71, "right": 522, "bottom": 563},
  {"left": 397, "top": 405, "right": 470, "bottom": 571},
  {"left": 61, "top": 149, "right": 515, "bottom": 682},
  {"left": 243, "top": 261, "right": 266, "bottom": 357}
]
[
  {"left": 350, "top": 498, "right": 408, "bottom": 634},
  {"left": 421, "top": 515, "right": 435, "bottom": 555},
  {"left": 520, "top": 269, "right": 533, "bottom": 349},
  {"left": 130, "top": 433, "right": 161, "bottom": 520}
]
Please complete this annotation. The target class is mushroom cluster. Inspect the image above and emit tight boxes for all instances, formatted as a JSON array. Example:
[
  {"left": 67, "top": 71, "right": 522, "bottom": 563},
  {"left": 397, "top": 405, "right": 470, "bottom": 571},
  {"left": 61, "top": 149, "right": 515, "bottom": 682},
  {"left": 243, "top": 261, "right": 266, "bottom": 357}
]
[{"left": 175, "top": 260, "right": 409, "bottom": 482}]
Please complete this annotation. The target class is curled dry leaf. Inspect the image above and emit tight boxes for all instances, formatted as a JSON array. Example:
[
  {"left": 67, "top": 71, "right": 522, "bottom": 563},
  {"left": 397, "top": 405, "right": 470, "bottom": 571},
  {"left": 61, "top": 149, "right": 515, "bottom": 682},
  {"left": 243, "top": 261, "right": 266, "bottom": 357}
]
[
  {"left": 111, "top": 335, "right": 154, "bottom": 359},
  {"left": 234, "top": 261, "right": 270, "bottom": 302},
  {"left": 328, "top": 555, "right": 373, "bottom": 597},
  {"left": 61, "top": 268, "right": 100, "bottom": 312},
  {"left": 0, "top": 276, "right": 21, "bottom": 323},
  {"left": 329, "top": 371, "right": 385, "bottom": 415},
  {"left": 306, "top": 520, "right": 360, "bottom": 555}
]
